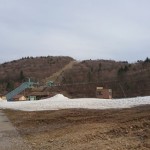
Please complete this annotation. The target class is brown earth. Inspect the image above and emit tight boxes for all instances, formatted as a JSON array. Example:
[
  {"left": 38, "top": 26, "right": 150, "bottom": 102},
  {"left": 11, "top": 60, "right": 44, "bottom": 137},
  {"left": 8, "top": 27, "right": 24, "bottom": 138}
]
[{"left": 3, "top": 105, "right": 150, "bottom": 150}]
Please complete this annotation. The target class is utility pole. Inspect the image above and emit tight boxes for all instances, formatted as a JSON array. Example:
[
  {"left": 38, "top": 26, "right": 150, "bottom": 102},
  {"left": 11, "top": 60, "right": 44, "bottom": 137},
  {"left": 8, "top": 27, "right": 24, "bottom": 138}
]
[{"left": 119, "top": 83, "right": 126, "bottom": 98}]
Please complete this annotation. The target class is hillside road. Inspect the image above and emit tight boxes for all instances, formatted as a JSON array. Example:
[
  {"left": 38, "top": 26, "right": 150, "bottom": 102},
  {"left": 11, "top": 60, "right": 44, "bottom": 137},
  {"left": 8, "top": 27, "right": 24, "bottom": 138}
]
[{"left": 0, "top": 110, "right": 31, "bottom": 150}]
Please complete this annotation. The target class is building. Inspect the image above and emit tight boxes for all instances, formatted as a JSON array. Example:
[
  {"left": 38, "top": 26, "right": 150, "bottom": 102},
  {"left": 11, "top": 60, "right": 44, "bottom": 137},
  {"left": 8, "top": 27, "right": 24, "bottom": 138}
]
[
  {"left": 13, "top": 95, "right": 27, "bottom": 101},
  {"left": 46, "top": 81, "right": 54, "bottom": 87},
  {"left": 1, "top": 96, "right": 7, "bottom": 100},
  {"left": 27, "top": 91, "right": 50, "bottom": 100},
  {"left": 28, "top": 96, "right": 36, "bottom": 101},
  {"left": 96, "top": 87, "right": 112, "bottom": 99},
  {"left": 0, "top": 94, "right": 6, "bottom": 100},
  {"left": 0, "top": 94, "right": 2, "bottom": 100}
]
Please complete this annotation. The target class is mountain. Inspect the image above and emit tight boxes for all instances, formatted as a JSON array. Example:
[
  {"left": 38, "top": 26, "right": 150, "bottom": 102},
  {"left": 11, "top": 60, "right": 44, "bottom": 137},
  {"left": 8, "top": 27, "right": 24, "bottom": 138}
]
[
  {"left": 0, "top": 56, "right": 74, "bottom": 93},
  {"left": 0, "top": 56, "right": 150, "bottom": 98},
  {"left": 56, "top": 59, "right": 150, "bottom": 98}
]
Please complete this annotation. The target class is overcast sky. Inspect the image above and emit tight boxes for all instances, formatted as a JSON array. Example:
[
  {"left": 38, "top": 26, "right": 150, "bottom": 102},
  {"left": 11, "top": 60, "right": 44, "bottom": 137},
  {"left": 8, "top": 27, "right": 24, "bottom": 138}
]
[{"left": 0, "top": 0, "right": 150, "bottom": 63}]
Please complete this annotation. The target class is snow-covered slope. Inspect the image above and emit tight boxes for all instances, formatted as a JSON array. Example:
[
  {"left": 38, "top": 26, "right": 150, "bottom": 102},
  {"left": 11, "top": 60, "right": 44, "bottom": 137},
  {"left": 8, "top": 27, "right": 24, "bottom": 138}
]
[{"left": 0, "top": 94, "right": 150, "bottom": 111}]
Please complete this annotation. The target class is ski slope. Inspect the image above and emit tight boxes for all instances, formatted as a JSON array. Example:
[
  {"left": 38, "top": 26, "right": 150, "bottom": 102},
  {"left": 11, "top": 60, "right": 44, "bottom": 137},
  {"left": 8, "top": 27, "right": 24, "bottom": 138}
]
[{"left": 0, "top": 94, "right": 150, "bottom": 111}]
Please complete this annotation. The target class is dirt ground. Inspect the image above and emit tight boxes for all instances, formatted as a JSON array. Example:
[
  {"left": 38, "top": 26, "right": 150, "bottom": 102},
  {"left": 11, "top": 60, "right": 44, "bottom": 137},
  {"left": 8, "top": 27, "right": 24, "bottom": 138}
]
[{"left": 4, "top": 105, "right": 150, "bottom": 150}]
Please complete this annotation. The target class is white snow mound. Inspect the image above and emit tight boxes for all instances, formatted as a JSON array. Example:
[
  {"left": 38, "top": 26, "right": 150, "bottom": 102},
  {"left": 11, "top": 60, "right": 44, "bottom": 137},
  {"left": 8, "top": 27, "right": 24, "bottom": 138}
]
[
  {"left": 50, "top": 94, "right": 69, "bottom": 101},
  {"left": 0, "top": 94, "right": 150, "bottom": 111}
]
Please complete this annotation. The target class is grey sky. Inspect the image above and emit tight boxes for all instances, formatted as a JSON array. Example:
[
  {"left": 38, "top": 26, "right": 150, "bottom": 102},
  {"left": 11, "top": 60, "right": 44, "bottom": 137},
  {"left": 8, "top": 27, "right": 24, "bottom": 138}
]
[{"left": 0, "top": 0, "right": 150, "bottom": 62}]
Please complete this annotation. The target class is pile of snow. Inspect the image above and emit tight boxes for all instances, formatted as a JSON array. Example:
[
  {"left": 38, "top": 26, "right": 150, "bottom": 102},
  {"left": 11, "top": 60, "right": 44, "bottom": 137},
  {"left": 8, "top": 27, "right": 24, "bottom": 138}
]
[
  {"left": 50, "top": 94, "right": 69, "bottom": 101},
  {"left": 0, "top": 94, "right": 150, "bottom": 111}
]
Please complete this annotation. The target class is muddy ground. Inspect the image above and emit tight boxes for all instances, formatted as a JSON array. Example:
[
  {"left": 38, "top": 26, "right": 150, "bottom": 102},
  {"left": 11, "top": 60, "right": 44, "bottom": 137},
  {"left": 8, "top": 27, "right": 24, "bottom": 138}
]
[{"left": 4, "top": 105, "right": 150, "bottom": 150}]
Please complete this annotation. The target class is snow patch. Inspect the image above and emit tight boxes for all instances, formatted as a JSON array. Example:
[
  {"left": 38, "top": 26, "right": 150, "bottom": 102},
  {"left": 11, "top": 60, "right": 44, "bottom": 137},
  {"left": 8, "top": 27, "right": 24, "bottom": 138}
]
[{"left": 0, "top": 94, "right": 150, "bottom": 111}]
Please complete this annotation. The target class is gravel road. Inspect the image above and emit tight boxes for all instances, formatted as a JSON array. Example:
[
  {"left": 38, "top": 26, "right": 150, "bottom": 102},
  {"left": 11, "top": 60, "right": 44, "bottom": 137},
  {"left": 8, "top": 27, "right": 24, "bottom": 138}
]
[{"left": 0, "top": 110, "right": 31, "bottom": 150}]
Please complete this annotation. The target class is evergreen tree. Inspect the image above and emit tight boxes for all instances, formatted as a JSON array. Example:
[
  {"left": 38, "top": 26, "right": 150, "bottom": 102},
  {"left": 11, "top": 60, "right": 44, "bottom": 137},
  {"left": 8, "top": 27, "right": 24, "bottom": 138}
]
[
  {"left": 144, "top": 57, "right": 150, "bottom": 63},
  {"left": 98, "top": 63, "right": 102, "bottom": 72},
  {"left": 19, "top": 70, "right": 25, "bottom": 82},
  {"left": 6, "top": 81, "right": 14, "bottom": 91},
  {"left": 87, "top": 70, "right": 92, "bottom": 82}
]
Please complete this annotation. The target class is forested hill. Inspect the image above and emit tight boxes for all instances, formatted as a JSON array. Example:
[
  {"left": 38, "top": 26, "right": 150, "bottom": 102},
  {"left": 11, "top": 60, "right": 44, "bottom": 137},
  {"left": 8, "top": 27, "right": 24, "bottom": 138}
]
[
  {"left": 57, "top": 58, "right": 150, "bottom": 98},
  {"left": 0, "top": 56, "right": 74, "bottom": 93},
  {"left": 0, "top": 56, "right": 150, "bottom": 98}
]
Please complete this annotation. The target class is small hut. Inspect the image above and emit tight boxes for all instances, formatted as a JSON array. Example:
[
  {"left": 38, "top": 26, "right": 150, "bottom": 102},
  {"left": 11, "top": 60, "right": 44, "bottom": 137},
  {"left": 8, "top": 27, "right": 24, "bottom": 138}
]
[
  {"left": 96, "top": 87, "right": 112, "bottom": 99},
  {"left": 13, "top": 95, "right": 27, "bottom": 101},
  {"left": 1, "top": 96, "right": 7, "bottom": 100}
]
